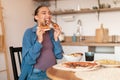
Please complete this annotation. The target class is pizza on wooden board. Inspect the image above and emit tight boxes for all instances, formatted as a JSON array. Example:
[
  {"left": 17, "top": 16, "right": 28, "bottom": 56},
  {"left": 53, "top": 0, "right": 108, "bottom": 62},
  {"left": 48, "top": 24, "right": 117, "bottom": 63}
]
[
  {"left": 53, "top": 61, "right": 100, "bottom": 72},
  {"left": 62, "top": 61, "right": 99, "bottom": 69}
]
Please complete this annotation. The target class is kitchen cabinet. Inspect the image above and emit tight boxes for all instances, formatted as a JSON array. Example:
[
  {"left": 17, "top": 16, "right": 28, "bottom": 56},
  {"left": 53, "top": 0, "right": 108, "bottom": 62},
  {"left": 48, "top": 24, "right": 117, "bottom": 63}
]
[
  {"left": 114, "top": 47, "right": 120, "bottom": 61},
  {"left": 60, "top": 45, "right": 120, "bottom": 61},
  {"left": 60, "top": 36, "right": 120, "bottom": 61},
  {"left": 61, "top": 36, "right": 120, "bottom": 55},
  {"left": 94, "top": 46, "right": 120, "bottom": 61}
]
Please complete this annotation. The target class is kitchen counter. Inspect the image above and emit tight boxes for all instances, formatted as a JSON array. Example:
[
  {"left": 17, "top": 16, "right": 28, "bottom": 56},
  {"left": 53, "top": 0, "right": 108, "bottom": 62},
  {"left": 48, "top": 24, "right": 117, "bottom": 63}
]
[
  {"left": 61, "top": 41, "right": 120, "bottom": 46},
  {"left": 61, "top": 36, "right": 120, "bottom": 46}
]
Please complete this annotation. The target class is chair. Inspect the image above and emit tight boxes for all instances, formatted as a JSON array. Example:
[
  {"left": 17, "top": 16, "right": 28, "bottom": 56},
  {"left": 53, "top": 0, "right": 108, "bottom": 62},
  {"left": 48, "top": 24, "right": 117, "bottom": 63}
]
[{"left": 9, "top": 46, "right": 22, "bottom": 80}]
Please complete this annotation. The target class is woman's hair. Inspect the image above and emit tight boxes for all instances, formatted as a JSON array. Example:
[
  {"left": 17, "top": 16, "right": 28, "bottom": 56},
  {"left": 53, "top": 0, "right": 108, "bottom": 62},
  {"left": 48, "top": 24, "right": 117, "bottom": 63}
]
[{"left": 34, "top": 5, "right": 48, "bottom": 22}]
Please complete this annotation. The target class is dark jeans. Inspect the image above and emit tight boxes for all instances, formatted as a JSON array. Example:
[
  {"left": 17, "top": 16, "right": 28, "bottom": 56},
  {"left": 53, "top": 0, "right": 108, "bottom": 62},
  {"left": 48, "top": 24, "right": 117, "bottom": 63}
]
[{"left": 28, "top": 68, "right": 50, "bottom": 80}]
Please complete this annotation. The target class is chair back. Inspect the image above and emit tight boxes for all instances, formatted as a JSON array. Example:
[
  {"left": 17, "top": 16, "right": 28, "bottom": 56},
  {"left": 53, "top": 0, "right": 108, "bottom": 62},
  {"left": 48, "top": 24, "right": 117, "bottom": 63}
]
[{"left": 9, "top": 46, "right": 22, "bottom": 80}]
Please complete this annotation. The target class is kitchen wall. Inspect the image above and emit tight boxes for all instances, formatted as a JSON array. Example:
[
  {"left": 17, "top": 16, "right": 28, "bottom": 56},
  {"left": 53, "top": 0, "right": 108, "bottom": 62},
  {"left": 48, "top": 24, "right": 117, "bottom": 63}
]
[
  {"left": 50, "top": 0, "right": 120, "bottom": 36},
  {"left": 51, "top": 0, "right": 120, "bottom": 64},
  {"left": 1, "top": 0, "right": 120, "bottom": 80},
  {"left": 1, "top": 0, "right": 36, "bottom": 47},
  {"left": 1, "top": 0, "right": 37, "bottom": 80}
]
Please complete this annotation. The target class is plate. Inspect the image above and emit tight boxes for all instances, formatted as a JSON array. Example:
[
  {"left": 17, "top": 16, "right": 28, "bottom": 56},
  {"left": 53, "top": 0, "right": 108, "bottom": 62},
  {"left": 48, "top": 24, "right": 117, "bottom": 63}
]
[
  {"left": 53, "top": 61, "right": 101, "bottom": 72},
  {"left": 102, "top": 64, "right": 120, "bottom": 68},
  {"left": 95, "top": 59, "right": 120, "bottom": 68}
]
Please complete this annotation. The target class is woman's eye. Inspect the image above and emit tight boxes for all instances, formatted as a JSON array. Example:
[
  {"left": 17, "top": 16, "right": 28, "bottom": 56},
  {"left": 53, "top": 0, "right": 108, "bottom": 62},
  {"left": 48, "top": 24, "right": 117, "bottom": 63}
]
[
  {"left": 41, "top": 12, "right": 51, "bottom": 15},
  {"left": 42, "top": 12, "right": 46, "bottom": 15}
]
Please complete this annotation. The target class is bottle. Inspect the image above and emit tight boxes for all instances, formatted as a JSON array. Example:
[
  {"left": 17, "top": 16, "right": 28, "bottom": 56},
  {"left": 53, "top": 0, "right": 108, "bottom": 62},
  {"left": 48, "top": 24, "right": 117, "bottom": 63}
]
[
  {"left": 76, "top": 27, "right": 80, "bottom": 42},
  {"left": 79, "top": 26, "right": 83, "bottom": 41},
  {"left": 72, "top": 33, "right": 76, "bottom": 42},
  {"left": 76, "top": 19, "right": 83, "bottom": 42}
]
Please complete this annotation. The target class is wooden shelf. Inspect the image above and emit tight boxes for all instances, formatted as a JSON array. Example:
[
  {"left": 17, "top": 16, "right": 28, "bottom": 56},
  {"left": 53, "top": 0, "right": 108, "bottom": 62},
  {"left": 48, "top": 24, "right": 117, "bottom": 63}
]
[
  {"left": 61, "top": 36, "right": 120, "bottom": 47},
  {"left": 52, "top": 7, "right": 120, "bottom": 15},
  {"left": 99, "top": 7, "right": 120, "bottom": 12},
  {"left": 52, "top": 9, "right": 96, "bottom": 15}
]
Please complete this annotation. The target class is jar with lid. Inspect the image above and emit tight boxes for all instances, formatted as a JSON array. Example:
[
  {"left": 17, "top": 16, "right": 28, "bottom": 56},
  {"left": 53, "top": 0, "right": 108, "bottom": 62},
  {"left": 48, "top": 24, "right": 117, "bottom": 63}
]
[
  {"left": 112, "top": 35, "right": 118, "bottom": 43},
  {"left": 72, "top": 33, "right": 77, "bottom": 42}
]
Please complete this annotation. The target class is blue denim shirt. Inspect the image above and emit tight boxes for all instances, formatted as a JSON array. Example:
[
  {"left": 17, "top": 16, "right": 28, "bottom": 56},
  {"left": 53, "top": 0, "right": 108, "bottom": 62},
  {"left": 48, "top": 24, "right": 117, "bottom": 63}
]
[{"left": 19, "top": 25, "right": 63, "bottom": 80}]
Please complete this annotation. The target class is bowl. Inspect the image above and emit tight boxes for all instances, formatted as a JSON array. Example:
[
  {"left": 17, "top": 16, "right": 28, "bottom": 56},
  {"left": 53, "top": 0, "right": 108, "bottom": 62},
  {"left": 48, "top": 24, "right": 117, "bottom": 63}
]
[{"left": 63, "top": 52, "right": 83, "bottom": 62}]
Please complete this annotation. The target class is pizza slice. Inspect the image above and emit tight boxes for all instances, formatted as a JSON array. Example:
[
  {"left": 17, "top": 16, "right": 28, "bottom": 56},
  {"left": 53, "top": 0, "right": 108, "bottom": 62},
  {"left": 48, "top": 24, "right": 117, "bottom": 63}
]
[{"left": 51, "top": 21, "right": 59, "bottom": 29}]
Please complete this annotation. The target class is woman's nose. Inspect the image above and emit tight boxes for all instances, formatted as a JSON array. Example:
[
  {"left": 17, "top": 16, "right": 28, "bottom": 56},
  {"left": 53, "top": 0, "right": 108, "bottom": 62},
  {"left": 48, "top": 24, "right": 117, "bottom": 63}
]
[{"left": 46, "top": 14, "right": 51, "bottom": 17}]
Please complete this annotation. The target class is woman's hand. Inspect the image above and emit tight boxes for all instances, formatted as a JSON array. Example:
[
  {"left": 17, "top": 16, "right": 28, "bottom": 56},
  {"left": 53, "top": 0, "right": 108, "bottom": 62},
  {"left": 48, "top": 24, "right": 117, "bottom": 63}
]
[
  {"left": 53, "top": 26, "right": 62, "bottom": 41},
  {"left": 36, "top": 27, "right": 46, "bottom": 43}
]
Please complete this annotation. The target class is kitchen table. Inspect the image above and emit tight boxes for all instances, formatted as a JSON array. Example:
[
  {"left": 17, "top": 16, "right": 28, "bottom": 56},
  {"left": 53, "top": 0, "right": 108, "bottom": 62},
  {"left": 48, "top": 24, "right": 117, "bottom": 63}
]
[
  {"left": 47, "top": 64, "right": 120, "bottom": 80},
  {"left": 46, "top": 67, "right": 80, "bottom": 80}
]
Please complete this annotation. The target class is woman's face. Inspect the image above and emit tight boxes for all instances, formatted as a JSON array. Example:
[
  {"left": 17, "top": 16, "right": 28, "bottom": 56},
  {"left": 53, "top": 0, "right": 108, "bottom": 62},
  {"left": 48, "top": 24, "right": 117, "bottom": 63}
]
[{"left": 35, "top": 7, "right": 52, "bottom": 25}]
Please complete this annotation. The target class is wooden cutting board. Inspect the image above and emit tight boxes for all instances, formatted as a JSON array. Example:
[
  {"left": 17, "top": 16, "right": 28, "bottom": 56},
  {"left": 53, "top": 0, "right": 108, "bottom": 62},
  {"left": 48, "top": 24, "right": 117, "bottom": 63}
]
[{"left": 95, "top": 24, "right": 109, "bottom": 43}]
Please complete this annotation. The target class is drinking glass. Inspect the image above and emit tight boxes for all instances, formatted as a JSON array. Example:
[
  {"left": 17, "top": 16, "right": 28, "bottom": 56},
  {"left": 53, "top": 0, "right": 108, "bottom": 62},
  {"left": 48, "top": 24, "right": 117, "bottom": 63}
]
[{"left": 85, "top": 52, "right": 94, "bottom": 61}]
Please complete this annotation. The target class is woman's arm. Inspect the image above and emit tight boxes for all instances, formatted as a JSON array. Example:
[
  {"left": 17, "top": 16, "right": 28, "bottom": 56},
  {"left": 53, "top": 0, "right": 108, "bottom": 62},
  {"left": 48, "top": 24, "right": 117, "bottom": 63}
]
[
  {"left": 52, "top": 40, "right": 64, "bottom": 59},
  {"left": 22, "top": 28, "right": 42, "bottom": 65},
  {"left": 50, "top": 29, "right": 64, "bottom": 59}
]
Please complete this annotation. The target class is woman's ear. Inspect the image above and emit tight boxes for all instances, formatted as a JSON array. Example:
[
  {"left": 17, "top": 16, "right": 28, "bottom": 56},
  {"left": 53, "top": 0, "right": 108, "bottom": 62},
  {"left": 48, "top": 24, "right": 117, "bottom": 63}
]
[{"left": 34, "top": 15, "right": 38, "bottom": 21}]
